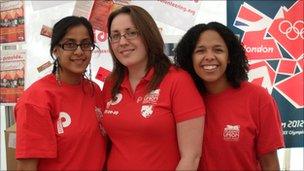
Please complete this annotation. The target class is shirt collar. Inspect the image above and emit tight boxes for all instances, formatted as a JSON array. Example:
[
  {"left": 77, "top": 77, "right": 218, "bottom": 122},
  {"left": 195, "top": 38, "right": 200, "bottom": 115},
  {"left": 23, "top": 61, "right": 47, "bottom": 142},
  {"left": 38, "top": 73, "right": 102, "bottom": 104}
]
[{"left": 121, "top": 67, "right": 154, "bottom": 88}]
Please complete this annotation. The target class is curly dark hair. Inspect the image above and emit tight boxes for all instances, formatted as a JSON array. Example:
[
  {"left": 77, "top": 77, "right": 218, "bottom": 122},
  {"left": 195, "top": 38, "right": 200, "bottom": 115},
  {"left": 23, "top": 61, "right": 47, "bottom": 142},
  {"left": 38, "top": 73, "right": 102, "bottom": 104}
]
[{"left": 174, "top": 22, "right": 249, "bottom": 94}]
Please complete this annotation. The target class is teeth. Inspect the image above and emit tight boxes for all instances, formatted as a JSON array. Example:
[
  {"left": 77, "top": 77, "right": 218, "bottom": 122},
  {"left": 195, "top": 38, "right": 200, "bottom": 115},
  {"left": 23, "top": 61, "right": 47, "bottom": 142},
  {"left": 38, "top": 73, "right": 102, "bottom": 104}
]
[{"left": 203, "top": 65, "right": 217, "bottom": 70}]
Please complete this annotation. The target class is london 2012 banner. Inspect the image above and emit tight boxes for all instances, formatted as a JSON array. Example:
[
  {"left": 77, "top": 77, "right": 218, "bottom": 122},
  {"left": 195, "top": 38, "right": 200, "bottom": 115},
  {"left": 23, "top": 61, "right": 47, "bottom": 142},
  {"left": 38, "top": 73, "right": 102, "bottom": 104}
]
[{"left": 227, "top": 0, "right": 303, "bottom": 148}]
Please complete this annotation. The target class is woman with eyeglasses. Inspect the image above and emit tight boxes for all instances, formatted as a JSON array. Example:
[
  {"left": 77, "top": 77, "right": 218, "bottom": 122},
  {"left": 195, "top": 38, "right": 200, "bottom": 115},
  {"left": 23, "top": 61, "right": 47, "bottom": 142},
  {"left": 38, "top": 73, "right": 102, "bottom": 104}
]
[
  {"left": 100, "top": 5, "right": 205, "bottom": 170},
  {"left": 15, "top": 16, "right": 105, "bottom": 170}
]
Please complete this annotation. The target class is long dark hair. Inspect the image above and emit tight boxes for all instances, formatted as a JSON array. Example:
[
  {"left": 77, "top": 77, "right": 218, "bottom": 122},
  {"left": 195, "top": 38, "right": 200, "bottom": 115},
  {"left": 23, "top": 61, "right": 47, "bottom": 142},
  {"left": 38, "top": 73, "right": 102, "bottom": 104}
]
[
  {"left": 107, "top": 5, "right": 171, "bottom": 100},
  {"left": 174, "top": 22, "right": 249, "bottom": 94}
]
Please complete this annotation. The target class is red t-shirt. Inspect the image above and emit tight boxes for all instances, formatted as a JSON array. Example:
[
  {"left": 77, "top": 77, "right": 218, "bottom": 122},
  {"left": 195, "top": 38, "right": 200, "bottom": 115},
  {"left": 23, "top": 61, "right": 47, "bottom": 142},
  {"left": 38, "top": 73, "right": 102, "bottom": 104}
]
[
  {"left": 15, "top": 74, "right": 105, "bottom": 170},
  {"left": 101, "top": 67, "right": 205, "bottom": 170},
  {"left": 200, "top": 82, "right": 284, "bottom": 170}
]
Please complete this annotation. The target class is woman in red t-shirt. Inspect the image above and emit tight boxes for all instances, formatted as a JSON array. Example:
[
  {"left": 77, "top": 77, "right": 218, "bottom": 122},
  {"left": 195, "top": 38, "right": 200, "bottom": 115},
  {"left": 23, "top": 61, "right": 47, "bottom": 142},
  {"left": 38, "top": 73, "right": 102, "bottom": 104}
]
[
  {"left": 175, "top": 22, "right": 284, "bottom": 170},
  {"left": 15, "top": 16, "right": 105, "bottom": 170}
]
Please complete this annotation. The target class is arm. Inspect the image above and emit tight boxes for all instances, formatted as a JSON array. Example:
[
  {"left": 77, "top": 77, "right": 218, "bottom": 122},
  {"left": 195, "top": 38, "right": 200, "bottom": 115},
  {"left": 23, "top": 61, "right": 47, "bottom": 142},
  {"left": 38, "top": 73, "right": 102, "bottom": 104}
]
[
  {"left": 259, "top": 151, "right": 280, "bottom": 171},
  {"left": 176, "top": 116, "right": 204, "bottom": 171},
  {"left": 17, "top": 159, "right": 38, "bottom": 171}
]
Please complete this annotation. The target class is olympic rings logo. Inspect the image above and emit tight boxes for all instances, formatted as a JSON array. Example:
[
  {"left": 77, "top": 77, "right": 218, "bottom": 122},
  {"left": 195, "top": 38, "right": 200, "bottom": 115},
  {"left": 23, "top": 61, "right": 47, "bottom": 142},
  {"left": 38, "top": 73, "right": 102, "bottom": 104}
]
[{"left": 278, "top": 20, "right": 304, "bottom": 40}]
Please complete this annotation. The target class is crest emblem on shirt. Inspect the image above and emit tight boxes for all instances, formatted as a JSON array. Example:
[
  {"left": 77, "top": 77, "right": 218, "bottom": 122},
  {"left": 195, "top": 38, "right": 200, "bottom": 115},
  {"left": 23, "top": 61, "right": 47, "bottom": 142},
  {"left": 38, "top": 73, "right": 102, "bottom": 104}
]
[
  {"left": 140, "top": 89, "right": 160, "bottom": 118},
  {"left": 57, "top": 112, "right": 71, "bottom": 134},
  {"left": 141, "top": 105, "right": 153, "bottom": 118},
  {"left": 223, "top": 125, "right": 240, "bottom": 141}
]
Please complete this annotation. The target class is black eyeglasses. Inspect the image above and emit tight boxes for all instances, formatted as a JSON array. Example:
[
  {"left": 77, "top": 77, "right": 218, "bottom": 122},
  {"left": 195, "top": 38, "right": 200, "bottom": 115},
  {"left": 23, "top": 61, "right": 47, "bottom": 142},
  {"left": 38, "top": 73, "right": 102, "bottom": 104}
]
[
  {"left": 109, "top": 29, "right": 139, "bottom": 43},
  {"left": 58, "top": 42, "right": 95, "bottom": 51}
]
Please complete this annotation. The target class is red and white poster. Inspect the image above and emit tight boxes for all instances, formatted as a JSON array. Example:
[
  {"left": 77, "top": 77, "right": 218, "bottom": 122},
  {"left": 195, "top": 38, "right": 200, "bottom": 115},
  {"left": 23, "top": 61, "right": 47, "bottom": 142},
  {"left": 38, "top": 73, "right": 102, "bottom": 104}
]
[
  {"left": 131, "top": 0, "right": 201, "bottom": 31},
  {"left": 0, "top": 0, "right": 25, "bottom": 43},
  {"left": 0, "top": 50, "right": 26, "bottom": 103},
  {"left": 228, "top": 0, "right": 303, "bottom": 148}
]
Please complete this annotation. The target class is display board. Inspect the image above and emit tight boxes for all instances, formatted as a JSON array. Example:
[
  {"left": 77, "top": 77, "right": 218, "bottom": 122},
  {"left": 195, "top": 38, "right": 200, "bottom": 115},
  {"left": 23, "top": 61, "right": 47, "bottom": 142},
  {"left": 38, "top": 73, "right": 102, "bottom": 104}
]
[{"left": 227, "top": 0, "right": 303, "bottom": 148}]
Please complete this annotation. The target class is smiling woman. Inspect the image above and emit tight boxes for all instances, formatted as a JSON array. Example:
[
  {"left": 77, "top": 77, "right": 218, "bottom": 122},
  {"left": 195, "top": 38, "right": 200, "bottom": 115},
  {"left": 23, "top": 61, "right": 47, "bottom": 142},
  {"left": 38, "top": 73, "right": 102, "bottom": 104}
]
[
  {"left": 14, "top": 16, "right": 106, "bottom": 170},
  {"left": 174, "top": 22, "right": 285, "bottom": 171},
  {"left": 101, "top": 5, "right": 206, "bottom": 171}
]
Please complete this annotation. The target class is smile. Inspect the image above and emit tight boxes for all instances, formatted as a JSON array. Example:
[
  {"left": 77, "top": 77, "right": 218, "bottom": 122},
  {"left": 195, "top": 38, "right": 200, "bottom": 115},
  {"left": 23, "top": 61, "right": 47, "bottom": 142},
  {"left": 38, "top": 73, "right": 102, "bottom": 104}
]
[
  {"left": 201, "top": 65, "right": 219, "bottom": 71},
  {"left": 119, "top": 49, "right": 134, "bottom": 55},
  {"left": 71, "top": 58, "right": 86, "bottom": 64}
]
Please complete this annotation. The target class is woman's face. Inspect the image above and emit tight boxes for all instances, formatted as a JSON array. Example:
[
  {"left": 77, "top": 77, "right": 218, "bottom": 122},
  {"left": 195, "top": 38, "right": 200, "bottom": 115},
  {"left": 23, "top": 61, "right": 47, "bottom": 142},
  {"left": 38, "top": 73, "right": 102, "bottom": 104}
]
[
  {"left": 192, "top": 30, "right": 229, "bottom": 88},
  {"left": 54, "top": 25, "right": 93, "bottom": 79},
  {"left": 109, "top": 13, "right": 148, "bottom": 70}
]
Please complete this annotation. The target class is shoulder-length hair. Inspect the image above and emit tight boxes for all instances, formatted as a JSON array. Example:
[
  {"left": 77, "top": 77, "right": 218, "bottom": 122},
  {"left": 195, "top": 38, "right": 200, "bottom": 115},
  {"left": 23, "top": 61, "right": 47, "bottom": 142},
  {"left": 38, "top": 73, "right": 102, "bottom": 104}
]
[
  {"left": 107, "top": 5, "right": 171, "bottom": 100},
  {"left": 174, "top": 22, "right": 249, "bottom": 94}
]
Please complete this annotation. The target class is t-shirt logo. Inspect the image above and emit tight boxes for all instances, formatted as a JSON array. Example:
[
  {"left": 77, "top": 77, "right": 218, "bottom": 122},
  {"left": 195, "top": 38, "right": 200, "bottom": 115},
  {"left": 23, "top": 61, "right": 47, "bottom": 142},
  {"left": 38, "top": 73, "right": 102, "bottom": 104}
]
[
  {"left": 141, "top": 89, "right": 160, "bottom": 118},
  {"left": 57, "top": 112, "right": 72, "bottom": 134},
  {"left": 104, "top": 93, "right": 122, "bottom": 116},
  {"left": 106, "top": 93, "right": 123, "bottom": 108},
  {"left": 95, "top": 106, "right": 106, "bottom": 136},
  {"left": 223, "top": 125, "right": 240, "bottom": 141},
  {"left": 141, "top": 105, "right": 153, "bottom": 118}
]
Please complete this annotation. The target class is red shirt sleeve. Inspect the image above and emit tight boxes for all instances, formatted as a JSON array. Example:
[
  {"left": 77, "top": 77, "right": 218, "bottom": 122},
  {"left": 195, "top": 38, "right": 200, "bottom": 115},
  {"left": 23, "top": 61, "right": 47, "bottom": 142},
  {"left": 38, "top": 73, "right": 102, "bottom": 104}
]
[
  {"left": 15, "top": 102, "right": 57, "bottom": 159},
  {"left": 256, "top": 92, "right": 285, "bottom": 156},
  {"left": 170, "top": 70, "right": 206, "bottom": 122}
]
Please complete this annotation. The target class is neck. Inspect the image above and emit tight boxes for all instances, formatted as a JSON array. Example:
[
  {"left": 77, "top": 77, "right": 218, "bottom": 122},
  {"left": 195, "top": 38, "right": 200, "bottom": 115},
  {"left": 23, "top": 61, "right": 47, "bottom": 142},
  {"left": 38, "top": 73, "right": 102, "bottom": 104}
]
[
  {"left": 127, "top": 61, "right": 147, "bottom": 81},
  {"left": 205, "top": 78, "right": 230, "bottom": 94},
  {"left": 58, "top": 70, "right": 83, "bottom": 85},
  {"left": 127, "top": 66, "right": 147, "bottom": 93}
]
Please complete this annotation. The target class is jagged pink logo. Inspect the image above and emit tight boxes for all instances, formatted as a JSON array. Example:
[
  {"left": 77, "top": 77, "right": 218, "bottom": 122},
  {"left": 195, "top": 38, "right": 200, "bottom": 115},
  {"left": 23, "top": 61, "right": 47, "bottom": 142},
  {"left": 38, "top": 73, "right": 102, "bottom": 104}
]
[{"left": 234, "top": 1, "right": 303, "bottom": 108}]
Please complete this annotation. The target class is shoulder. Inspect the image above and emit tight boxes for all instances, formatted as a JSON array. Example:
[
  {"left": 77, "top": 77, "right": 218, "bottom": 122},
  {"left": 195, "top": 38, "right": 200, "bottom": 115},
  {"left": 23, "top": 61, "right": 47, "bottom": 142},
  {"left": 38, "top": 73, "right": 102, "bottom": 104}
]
[
  {"left": 241, "top": 82, "right": 270, "bottom": 94},
  {"left": 240, "top": 81, "right": 273, "bottom": 101},
  {"left": 22, "top": 74, "right": 56, "bottom": 96},
  {"left": 165, "top": 66, "right": 193, "bottom": 81},
  {"left": 16, "top": 74, "right": 56, "bottom": 108},
  {"left": 161, "top": 66, "right": 198, "bottom": 92}
]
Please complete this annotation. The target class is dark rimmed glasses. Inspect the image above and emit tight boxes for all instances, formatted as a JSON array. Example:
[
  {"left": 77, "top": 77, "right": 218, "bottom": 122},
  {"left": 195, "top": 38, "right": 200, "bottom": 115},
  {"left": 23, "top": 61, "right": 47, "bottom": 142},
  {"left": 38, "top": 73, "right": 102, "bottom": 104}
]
[
  {"left": 58, "top": 42, "right": 95, "bottom": 51},
  {"left": 109, "top": 29, "right": 139, "bottom": 43}
]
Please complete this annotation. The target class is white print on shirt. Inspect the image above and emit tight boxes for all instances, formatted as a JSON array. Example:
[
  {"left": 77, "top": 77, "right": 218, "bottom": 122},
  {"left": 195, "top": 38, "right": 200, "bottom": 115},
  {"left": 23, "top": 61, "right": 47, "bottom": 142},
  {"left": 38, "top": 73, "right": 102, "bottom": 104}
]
[
  {"left": 95, "top": 106, "right": 106, "bottom": 136},
  {"left": 223, "top": 125, "right": 240, "bottom": 141},
  {"left": 142, "top": 89, "right": 160, "bottom": 105},
  {"left": 104, "top": 109, "right": 119, "bottom": 116},
  {"left": 106, "top": 93, "right": 122, "bottom": 108},
  {"left": 140, "top": 89, "right": 160, "bottom": 118},
  {"left": 141, "top": 105, "right": 153, "bottom": 118},
  {"left": 136, "top": 96, "right": 143, "bottom": 103},
  {"left": 105, "top": 93, "right": 121, "bottom": 116},
  {"left": 57, "top": 112, "right": 72, "bottom": 134}
]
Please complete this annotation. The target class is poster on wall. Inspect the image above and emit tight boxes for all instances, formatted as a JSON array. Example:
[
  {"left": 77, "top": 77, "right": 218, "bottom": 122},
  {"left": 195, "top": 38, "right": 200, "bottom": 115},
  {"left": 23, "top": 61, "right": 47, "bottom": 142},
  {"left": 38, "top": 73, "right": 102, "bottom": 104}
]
[
  {"left": 0, "top": 50, "right": 26, "bottom": 104},
  {"left": 131, "top": 0, "right": 201, "bottom": 31},
  {"left": 227, "top": 0, "right": 303, "bottom": 148},
  {"left": 0, "top": 0, "right": 25, "bottom": 43}
]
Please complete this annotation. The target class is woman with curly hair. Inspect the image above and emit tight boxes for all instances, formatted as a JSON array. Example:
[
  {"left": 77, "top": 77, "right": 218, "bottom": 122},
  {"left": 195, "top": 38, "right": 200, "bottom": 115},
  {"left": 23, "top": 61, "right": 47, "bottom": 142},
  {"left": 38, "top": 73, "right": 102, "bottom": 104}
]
[{"left": 174, "top": 22, "right": 284, "bottom": 170}]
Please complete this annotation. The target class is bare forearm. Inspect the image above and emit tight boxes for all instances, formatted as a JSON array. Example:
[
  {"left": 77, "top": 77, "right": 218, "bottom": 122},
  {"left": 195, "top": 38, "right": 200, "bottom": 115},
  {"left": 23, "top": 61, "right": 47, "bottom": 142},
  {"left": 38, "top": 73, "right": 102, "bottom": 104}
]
[
  {"left": 260, "top": 151, "right": 280, "bottom": 171},
  {"left": 176, "top": 154, "right": 201, "bottom": 171},
  {"left": 17, "top": 159, "right": 38, "bottom": 171}
]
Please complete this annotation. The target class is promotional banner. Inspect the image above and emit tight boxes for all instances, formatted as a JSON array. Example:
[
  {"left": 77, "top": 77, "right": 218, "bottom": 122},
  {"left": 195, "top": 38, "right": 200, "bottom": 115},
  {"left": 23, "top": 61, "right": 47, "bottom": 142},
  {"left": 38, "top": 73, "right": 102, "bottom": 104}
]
[
  {"left": 227, "top": 0, "right": 303, "bottom": 148},
  {"left": 131, "top": 0, "right": 201, "bottom": 31},
  {"left": 0, "top": 50, "right": 26, "bottom": 103},
  {"left": 0, "top": 0, "right": 25, "bottom": 43}
]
